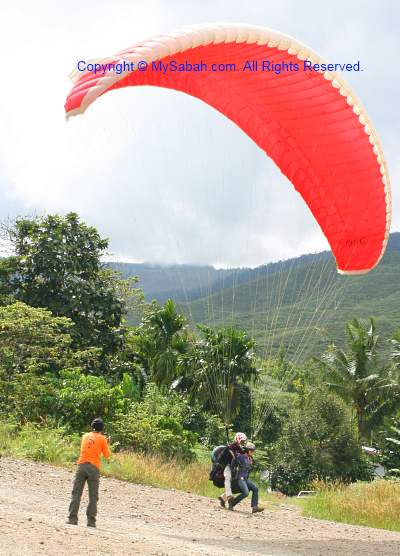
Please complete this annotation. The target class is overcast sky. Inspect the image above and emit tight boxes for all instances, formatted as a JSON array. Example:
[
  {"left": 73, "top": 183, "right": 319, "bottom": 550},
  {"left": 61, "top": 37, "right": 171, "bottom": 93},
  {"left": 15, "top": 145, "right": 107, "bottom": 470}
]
[{"left": 0, "top": 0, "right": 398, "bottom": 268}]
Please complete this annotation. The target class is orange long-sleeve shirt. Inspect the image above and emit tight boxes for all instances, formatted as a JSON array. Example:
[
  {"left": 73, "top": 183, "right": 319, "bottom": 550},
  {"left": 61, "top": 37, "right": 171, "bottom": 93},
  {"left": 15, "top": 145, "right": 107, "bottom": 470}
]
[{"left": 76, "top": 431, "right": 110, "bottom": 469}]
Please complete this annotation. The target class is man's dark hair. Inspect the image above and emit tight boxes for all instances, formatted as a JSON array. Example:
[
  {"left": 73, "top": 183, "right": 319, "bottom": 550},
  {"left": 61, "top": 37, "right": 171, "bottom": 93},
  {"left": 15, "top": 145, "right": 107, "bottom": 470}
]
[{"left": 91, "top": 418, "right": 104, "bottom": 432}]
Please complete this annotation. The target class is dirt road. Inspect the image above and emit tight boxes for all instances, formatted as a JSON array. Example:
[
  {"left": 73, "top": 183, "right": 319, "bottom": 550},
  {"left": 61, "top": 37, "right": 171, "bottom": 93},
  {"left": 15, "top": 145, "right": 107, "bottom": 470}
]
[{"left": 0, "top": 457, "right": 399, "bottom": 555}]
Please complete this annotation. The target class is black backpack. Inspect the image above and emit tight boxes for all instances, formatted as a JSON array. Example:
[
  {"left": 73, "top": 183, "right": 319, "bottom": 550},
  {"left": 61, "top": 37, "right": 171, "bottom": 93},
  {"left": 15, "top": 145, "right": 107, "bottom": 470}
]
[
  {"left": 208, "top": 445, "right": 241, "bottom": 493},
  {"left": 209, "top": 445, "right": 226, "bottom": 487}
]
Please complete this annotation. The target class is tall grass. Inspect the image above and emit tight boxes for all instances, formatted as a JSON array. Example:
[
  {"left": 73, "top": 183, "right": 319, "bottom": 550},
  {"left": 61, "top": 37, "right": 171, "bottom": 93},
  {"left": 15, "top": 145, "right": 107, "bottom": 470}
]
[
  {"left": 0, "top": 421, "right": 79, "bottom": 465},
  {"left": 300, "top": 480, "right": 400, "bottom": 532},
  {"left": 103, "top": 452, "right": 220, "bottom": 497}
]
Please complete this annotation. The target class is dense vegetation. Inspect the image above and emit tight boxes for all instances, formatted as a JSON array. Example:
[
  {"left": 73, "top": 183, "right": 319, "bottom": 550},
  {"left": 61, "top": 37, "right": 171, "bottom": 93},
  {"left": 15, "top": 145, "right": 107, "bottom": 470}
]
[{"left": 1, "top": 213, "right": 400, "bottom": 503}]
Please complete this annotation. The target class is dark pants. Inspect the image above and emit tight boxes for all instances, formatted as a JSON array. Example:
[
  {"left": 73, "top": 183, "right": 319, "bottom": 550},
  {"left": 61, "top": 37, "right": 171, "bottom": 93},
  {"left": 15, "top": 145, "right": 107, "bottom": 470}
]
[
  {"left": 232, "top": 478, "right": 259, "bottom": 508},
  {"left": 68, "top": 463, "right": 100, "bottom": 525}
]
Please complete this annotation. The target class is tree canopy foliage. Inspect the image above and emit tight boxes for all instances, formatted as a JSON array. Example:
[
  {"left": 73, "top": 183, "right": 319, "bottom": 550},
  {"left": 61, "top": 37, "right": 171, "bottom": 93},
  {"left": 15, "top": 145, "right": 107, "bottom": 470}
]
[
  {"left": 0, "top": 301, "right": 73, "bottom": 377},
  {"left": 318, "top": 318, "right": 400, "bottom": 440},
  {"left": 270, "top": 390, "right": 372, "bottom": 495},
  {"left": 1, "top": 213, "right": 139, "bottom": 356}
]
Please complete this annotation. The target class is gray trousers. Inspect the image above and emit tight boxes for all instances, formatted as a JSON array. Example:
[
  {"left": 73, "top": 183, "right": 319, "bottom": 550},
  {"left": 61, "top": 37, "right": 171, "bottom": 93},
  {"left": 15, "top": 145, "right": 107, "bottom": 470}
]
[{"left": 68, "top": 463, "right": 100, "bottom": 524}]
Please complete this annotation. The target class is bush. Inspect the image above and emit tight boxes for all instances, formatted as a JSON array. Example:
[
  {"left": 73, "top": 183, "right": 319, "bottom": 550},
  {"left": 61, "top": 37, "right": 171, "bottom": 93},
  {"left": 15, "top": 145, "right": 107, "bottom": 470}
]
[
  {"left": 55, "top": 369, "right": 135, "bottom": 432},
  {"left": 269, "top": 389, "right": 372, "bottom": 494},
  {"left": 198, "top": 413, "right": 229, "bottom": 448},
  {"left": 111, "top": 383, "right": 197, "bottom": 461},
  {"left": 0, "top": 370, "right": 58, "bottom": 422},
  {"left": 0, "top": 301, "right": 73, "bottom": 377},
  {"left": 270, "top": 464, "right": 311, "bottom": 497},
  {"left": 0, "top": 367, "right": 140, "bottom": 434}
]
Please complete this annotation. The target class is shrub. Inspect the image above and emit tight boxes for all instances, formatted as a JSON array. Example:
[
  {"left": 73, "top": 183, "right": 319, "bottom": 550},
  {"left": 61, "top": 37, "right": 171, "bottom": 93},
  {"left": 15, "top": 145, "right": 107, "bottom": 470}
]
[
  {"left": 199, "top": 413, "right": 229, "bottom": 448},
  {"left": 56, "top": 369, "right": 134, "bottom": 432},
  {"left": 0, "top": 370, "right": 58, "bottom": 422},
  {"left": 0, "top": 301, "right": 73, "bottom": 377},
  {"left": 111, "top": 383, "right": 197, "bottom": 461},
  {"left": 270, "top": 389, "right": 372, "bottom": 494},
  {"left": 0, "top": 367, "right": 140, "bottom": 434}
]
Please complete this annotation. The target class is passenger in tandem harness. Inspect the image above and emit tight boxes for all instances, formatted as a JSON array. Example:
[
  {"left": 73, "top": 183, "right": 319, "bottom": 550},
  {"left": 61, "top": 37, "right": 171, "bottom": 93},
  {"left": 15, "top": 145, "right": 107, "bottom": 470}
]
[{"left": 209, "top": 432, "right": 247, "bottom": 507}]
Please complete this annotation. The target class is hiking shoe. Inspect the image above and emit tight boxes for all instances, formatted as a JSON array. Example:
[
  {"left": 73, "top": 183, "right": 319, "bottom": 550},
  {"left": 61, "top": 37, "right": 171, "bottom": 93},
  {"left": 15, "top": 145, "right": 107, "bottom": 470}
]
[
  {"left": 251, "top": 506, "right": 265, "bottom": 514},
  {"left": 66, "top": 518, "right": 78, "bottom": 525},
  {"left": 218, "top": 495, "right": 226, "bottom": 508},
  {"left": 87, "top": 521, "right": 96, "bottom": 528},
  {"left": 228, "top": 499, "right": 235, "bottom": 511}
]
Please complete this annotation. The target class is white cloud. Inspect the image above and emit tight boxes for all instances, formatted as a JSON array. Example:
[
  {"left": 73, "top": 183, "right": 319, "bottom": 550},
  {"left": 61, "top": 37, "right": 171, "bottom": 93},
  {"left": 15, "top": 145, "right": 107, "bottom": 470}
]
[{"left": 0, "top": 0, "right": 398, "bottom": 266}]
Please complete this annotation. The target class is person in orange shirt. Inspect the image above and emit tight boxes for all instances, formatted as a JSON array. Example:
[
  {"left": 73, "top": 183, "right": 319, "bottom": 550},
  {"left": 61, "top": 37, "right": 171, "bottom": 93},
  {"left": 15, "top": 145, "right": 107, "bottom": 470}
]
[{"left": 67, "top": 418, "right": 110, "bottom": 527}]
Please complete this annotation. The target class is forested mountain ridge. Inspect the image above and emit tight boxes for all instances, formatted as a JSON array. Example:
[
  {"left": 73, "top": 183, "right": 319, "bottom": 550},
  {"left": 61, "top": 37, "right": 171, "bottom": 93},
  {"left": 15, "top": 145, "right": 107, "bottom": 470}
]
[{"left": 112, "top": 233, "right": 400, "bottom": 358}]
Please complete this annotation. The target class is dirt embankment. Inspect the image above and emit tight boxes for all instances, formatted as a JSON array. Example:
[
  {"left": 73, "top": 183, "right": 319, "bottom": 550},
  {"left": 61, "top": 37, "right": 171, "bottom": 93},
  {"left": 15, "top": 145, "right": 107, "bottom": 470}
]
[{"left": 0, "top": 457, "right": 400, "bottom": 556}]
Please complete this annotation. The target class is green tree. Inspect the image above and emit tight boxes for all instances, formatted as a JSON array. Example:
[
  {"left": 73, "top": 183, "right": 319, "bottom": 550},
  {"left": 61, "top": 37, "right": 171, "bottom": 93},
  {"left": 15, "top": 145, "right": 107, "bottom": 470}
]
[
  {"left": 389, "top": 329, "right": 400, "bottom": 387},
  {"left": 270, "top": 389, "right": 372, "bottom": 495},
  {"left": 186, "top": 325, "right": 257, "bottom": 429},
  {"left": 0, "top": 301, "right": 73, "bottom": 421},
  {"left": 318, "top": 318, "right": 397, "bottom": 441},
  {"left": 0, "top": 372, "right": 58, "bottom": 423},
  {"left": 1, "top": 213, "right": 137, "bottom": 356},
  {"left": 133, "top": 299, "right": 188, "bottom": 387},
  {"left": 0, "top": 256, "right": 18, "bottom": 305},
  {"left": 390, "top": 329, "right": 400, "bottom": 365},
  {"left": 262, "top": 348, "right": 298, "bottom": 392},
  {"left": 0, "top": 301, "right": 73, "bottom": 378}
]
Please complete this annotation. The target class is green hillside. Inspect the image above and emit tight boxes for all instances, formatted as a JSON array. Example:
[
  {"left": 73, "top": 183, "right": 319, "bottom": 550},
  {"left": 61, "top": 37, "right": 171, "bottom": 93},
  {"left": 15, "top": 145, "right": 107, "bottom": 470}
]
[
  {"left": 179, "top": 234, "right": 400, "bottom": 360},
  {"left": 117, "top": 233, "right": 400, "bottom": 361},
  {"left": 109, "top": 261, "right": 235, "bottom": 303}
]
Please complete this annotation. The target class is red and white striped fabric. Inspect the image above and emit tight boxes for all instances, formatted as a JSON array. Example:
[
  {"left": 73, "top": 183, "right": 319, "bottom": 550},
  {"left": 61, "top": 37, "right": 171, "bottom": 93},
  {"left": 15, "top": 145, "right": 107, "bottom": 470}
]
[{"left": 65, "top": 23, "right": 391, "bottom": 274}]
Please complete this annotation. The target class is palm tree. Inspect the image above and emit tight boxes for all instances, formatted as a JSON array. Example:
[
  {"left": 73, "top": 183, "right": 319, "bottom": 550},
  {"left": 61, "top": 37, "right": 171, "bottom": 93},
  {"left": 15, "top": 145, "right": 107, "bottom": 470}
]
[
  {"left": 318, "top": 318, "right": 398, "bottom": 441},
  {"left": 135, "top": 299, "right": 188, "bottom": 387},
  {"left": 389, "top": 329, "right": 400, "bottom": 370},
  {"left": 188, "top": 325, "right": 257, "bottom": 428}
]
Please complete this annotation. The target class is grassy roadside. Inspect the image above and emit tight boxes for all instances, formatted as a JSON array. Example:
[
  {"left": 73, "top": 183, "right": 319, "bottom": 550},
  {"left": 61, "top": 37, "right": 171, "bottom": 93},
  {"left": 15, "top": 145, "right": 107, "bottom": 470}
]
[
  {"left": 0, "top": 421, "right": 79, "bottom": 466},
  {"left": 0, "top": 421, "right": 283, "bottom": 505},
  {"left": 0, "top": 421, "right": 221, "bottom": 497},
  {"left": 298, "top": 481, "right": 400, "bottom": 532},
  {"left": 102, "top": 452, "right": 219, "bottom": 497}
]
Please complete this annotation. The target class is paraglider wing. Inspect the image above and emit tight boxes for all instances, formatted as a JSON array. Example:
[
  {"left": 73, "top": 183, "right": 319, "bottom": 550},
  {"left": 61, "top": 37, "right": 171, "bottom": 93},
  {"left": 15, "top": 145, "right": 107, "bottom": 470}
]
[{"left": 65, "top": 23, "right": 391, "bottom": 274}]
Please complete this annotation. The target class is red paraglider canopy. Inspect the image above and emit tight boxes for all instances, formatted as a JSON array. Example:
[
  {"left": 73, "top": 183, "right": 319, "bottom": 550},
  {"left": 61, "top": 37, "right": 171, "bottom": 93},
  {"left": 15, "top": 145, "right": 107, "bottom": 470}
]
[{"left": 65, "top": 23, "right": 391, "bottom": 274}]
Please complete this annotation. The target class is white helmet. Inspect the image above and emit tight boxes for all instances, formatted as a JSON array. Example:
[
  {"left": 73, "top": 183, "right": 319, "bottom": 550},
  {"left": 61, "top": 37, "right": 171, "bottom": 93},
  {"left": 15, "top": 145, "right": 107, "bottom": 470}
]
[
  {"left": 246, "top": 442, "right": 256, "bottom": 451},
  {"left": 234, "top": 432, "right": 247, "bottom": 445}
]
